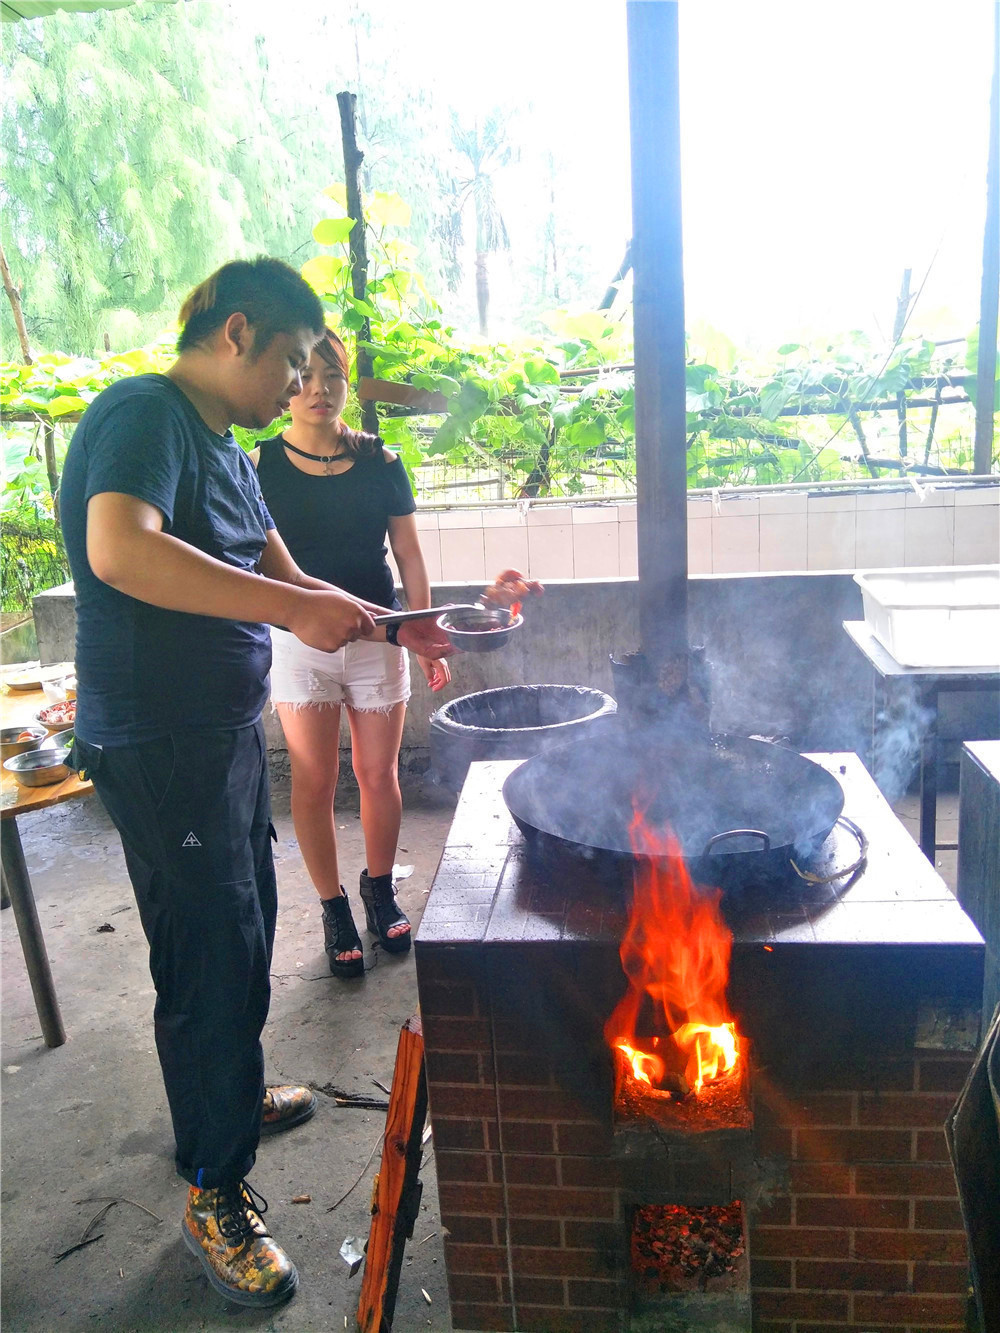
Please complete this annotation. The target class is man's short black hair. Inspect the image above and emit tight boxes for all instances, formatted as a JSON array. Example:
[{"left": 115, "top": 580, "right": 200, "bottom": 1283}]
[{"left": 176, "top": 257, "right": 325, "bottom": 353}]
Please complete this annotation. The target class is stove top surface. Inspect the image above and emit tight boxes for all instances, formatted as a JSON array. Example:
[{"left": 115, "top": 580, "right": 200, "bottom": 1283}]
[{"left": 418, "top": 753, "right": 982, "bottom": 952}]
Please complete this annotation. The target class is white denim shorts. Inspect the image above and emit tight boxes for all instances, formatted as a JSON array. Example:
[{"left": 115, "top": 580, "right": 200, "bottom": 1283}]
[{"left": 269, "top": 627, "right": 410, "bottom": 713}]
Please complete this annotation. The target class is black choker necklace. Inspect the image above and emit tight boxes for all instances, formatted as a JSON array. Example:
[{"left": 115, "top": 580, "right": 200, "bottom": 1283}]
[
  {"left": 282, "top": 438, "right": 349, "bottom": 464},
  {"left": 282, "top": 437, "right": 352, "bottom": 474}
]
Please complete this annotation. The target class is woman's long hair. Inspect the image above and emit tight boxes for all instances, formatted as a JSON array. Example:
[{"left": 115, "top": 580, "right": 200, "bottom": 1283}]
[{"left": 315, "top": 329, "right": 380, "bottom": 459}]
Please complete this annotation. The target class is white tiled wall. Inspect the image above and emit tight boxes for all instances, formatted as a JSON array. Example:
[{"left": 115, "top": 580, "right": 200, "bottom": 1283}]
[{"left": 405, "top": 482, "right": 999, "bottom": 581}]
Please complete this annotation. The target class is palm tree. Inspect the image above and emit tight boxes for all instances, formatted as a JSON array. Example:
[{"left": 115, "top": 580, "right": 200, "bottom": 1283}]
[{"left": 448, "top": 111, "right": 513, "bottom": 337}]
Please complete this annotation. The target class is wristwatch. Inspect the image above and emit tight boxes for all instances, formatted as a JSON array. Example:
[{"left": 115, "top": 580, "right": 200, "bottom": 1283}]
[{"left": 384, "top": 622, "right": 401, "bottom": 647}]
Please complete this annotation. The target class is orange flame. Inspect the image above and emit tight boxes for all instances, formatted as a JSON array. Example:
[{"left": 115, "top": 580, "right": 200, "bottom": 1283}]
[{"left": 604, "top": 807, "right": 741, "bottom": 1096}]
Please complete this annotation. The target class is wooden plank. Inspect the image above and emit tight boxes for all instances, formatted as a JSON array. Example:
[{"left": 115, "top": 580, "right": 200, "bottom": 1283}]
[
  {"left": 1, "top": 686, "right": 93, "bottom": 819},
  {"left": 357, "top": 378, "right": 448, "bottom": 413},
  {"left": 357, "top": 1015, "right": 428, "bottom": 1333}
]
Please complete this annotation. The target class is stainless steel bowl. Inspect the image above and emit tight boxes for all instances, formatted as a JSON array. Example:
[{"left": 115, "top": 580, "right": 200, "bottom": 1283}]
[
  {"left": 3, "top": 746, "right": 71, "bottom": 787},
  {"left": 47, "top": 728, "right": 75, "bottom": 752},
  {"left": 436, "top": 606, "right": 524, "bottom": 653},
  {"left": 0, "top": 725, "right": 47, "bottom": 761}
]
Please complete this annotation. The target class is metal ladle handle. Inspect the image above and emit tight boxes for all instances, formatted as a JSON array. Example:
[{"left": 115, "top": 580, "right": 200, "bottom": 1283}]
[
  {"left": 702, "top": 828, "right": 771, "bottom": 857},
  {"left": 372, "top": 603, "right": 470, "bottom": 627}
]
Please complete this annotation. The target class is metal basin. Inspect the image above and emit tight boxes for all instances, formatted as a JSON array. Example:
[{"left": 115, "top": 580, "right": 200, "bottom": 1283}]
[
  {"left": 3, "top": 746, "right": 72, "bottom": 787},
  {"left": 437, "top": 606, "right": 523, "bottom": 653},
  {"left": 0, "top": 725, "right": 47, "bottom": 761}
]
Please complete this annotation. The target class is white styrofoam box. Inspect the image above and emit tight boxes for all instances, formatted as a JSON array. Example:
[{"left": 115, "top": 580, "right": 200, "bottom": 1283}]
[{"left": 855, "top": 566, "right": 1000, "bottom": 668}]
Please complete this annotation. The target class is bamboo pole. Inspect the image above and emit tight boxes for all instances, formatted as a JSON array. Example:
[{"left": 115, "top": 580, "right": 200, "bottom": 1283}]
[
  {"left": 973, "top": 3, "right": 999, "bottom": 474},
  {"left": 626, "top": 0, "right": 688, "bottom": 667}
]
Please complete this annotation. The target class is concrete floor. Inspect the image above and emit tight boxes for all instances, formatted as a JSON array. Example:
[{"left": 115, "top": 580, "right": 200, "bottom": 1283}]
[
  {"left": 1, "top": 773, "right": 962, "bottom": 1333},
  {"left": 1, "top": 774, "right": 460, "bottom": 1333}
]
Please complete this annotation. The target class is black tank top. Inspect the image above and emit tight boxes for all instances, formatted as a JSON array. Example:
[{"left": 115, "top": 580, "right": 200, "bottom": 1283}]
[{"left": 256, "top": 435, "right": 416, "bottom": 607}]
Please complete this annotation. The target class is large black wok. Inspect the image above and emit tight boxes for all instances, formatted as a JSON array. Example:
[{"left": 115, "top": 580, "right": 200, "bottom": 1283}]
[{"left": 502, "top": 728, "right": 845, "bottom": 892}]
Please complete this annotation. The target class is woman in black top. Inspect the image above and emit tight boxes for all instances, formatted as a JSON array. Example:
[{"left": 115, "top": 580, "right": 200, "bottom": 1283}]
[{"left": 253, "top": 330, "right": 450, "bottom": 977}]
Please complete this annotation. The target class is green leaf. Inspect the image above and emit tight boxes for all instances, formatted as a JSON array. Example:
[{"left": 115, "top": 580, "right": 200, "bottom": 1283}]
[
  {"left": 322, "top": 182, "right": 349, "bottom": 210},
  {"left": 777, "top": 343, "right": 802, "bottom": 355},
  {"left": 301, "top": 255, "right": 346, "bottom": 295},
  {"left": 368, "top": 191, "right": 411, "bottom": 228},
  {"left": 312, "top": 217, "right": 355, "bottom": 246},
  {"left": 46, "top": 395, "right": 89, "bottom": 417}
]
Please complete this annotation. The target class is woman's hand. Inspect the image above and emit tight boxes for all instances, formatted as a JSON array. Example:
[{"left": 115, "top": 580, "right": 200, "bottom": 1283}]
[
  {"left": 397, "top": 617, "right": 454, "bottom": 660},
  {"left": 418, "top": 654, "right": 452, "bottom": 692}
]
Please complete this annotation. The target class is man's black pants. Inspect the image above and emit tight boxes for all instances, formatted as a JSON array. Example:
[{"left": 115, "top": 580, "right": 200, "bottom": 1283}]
[{"left": 75, "top": 720, "right": 276, "bottom": 1188}]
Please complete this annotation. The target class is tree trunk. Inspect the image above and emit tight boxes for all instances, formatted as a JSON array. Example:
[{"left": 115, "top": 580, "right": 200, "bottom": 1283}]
[
  {"left": 475, "top": 251, "right": 490, "bottom": 337},
  {"left": 337, "top": 90, "right": 379, "bottom": 437},
  {"left": 892, "top": 269, "right": 911, "bottom": 459},
  {"left": 0, "top": 240, "right": 32, "bottom": 364},
  {"left": 599, "top": 239, "right": 633, "bottom": 311}
]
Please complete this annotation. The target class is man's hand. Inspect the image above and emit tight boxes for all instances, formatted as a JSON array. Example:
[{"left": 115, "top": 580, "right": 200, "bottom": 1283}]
[
  {"left": 284, "top": 588, "right": 376, "bottom": 653},
  {"left": 397, "top": 617, "right": 455, "bottom": 660},
  {"left": 418, "top": 654, "right": 452, "bottom": 692}
]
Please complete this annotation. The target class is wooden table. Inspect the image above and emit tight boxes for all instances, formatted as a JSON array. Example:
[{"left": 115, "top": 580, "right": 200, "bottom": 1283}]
[
  {"left": 1, "top": 685, "right": 94, "bottom": 1048},
  {"left": 844, "top": 620, "right": 1000, "bottom": 861}
]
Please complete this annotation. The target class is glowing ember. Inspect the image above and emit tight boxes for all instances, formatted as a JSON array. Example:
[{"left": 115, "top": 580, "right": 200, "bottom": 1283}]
[{"left": 605, "top": 807, "right": 742, "bottom": 1097}]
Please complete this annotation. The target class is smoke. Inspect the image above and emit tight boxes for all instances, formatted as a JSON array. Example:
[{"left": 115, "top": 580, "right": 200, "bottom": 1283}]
[{"left": 871, "top": 678, "right": 935, "bottom": 805}]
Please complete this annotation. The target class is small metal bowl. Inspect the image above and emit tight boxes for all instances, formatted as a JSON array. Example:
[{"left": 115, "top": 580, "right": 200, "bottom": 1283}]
[
  {"left": 3, "top": 746, "right": 72, "bottom": 787},
  {"left": 0, "top": 725, "right": 48, "bottom": 761},
  {"left": 47, "top": 728, "right": 75, "bottom": 752},
  {"left": 34, "top": 702, "right": 77, "bottom": 734},
  {"left": 437, "top": 606, "right": 524, "bottom": 654}
]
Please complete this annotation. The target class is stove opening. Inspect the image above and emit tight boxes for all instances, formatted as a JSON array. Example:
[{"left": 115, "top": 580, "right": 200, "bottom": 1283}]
[
  {"left": 605, "top": 808, "right": 745, "bottom": 1117},
  {"left": 631, "top": 1202, "right": 747, "bottom": 1295}
]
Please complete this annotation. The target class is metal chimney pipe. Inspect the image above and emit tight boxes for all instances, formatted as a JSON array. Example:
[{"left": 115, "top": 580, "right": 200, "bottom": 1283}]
[{"left": 626, "top": 0, "right": 688, "bottom": 670}]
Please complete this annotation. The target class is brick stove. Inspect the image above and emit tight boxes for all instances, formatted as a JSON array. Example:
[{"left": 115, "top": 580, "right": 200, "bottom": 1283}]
[{"left": 415, "top": 753, "right": 985, "bottom": 1333}]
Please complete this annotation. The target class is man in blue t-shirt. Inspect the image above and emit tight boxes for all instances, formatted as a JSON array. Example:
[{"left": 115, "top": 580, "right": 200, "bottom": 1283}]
[{"left": 60, "top": 258, "right": 452, "bottom": 1310}]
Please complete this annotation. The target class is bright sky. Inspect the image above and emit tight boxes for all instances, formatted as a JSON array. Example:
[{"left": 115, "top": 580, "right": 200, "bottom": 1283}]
[{"left": 248, "top": 0, "right": 997, "bottom": 348}]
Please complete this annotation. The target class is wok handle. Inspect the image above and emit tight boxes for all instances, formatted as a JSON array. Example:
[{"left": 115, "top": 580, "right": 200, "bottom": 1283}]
[{"left": 702, "top": 828, "right": 771, "bottom": 857}]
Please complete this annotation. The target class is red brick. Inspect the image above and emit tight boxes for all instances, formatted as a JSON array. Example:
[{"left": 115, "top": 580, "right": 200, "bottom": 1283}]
[
  {"left": 853, "top": 1292, "right": 967, "bottom": 1324},
  {"left": 433, "top": 1117, "right": 489, "bottom": 1151},
  {"left": 418, "top": 980, "right": 479, "bottom": 1016},
  {"left": 512, "top": 1247, "right": 612, "bottom": 1278},
  {"left": 755, "top": 1196, "right": 792, "bottom": 1226},
  {"left": 559, "top": 1156, "right": 620, "bottom": 1188},
  {"left": 750, "top": 1258, "right": 792, "bottom": 1288},
  {"left": 448, "top": 1273, "right": 502, "bottom": 1304},
  {"left": 915, "top": 1198, "right": 964, "bottom": 1230},
  {"left": 751, "top": 1226, "right": 849, "bottom": 1259},
  {"left": 508, "top": 1217, "right": 560, "bottom": 1247},
  {"left": 504, "top": 1154, "right": 558, "bottom": 1186},
  {"left": 443, "top": 1242, "right": 508, "bottom": 1274},
  {"left": 756, "top": 1092, "right": 855, "bottom": 1127},
  {"left": 501, "top": 1121, "right": 555, "bottom": 1154},
  {"left": 857, "top": 1092, "right": 956, "bottom": 1128},
  {"left": 567, "top": 1279, "right": 621, "bottom": 1309},
  {"left": 789, "top": 1162, "right": 853, "bottom": 1194},
  {"left": 564, "top": 1219, "right": 621, "bottom": 1249},
  {"left": 507, "top": 1186, "right": 616, "bottom": 1219},
  {"left": 912, "top": 1262, "right": 973, "bottom": 1294},
  {"left": 753, "top": 1291, "right": 849, "bottom": 1320},
  {"left": 430, "top": 1085, "right": 498, "bottom": 1117},
  {"left": 499, "top": 1088, "right": 602, "bottom": 1121},
  {"left": 855, "top": 1163, "right": 957, "bottom": 1197},
  {"left": 854, "top": 1230, "right": 969, "bottom": 1262},
  {"left": 438, "top": 1182, "right": 505, "bottom": 1215},
  {"left": 915, "top": 1129, "right": 951, "bottom": 1162},
  {"left": 420, "top": 1015, "right": 491, "bottom": 1050},
  {"left": 796, "top": 1196, "right": 909, "bottom": 1229},
  {"left": 448, "top": 1301, "right": 514, "bottom": 1331},
  {"left": 426, "top": 1050, "right": 484, "bottom": 1085},
  {"left": 793, "top": 1127, "right": 912, "bottom": 1162},
  {"left": 557, "top": 1123, "right": 611, "bottom": 1155},
  {"left": 495, "top": 1052, "right": 558, "bottom": 1086},
  {"left": 797, "top": 1259, "right": 909, "bottom": 1291},
  {"left": 917, "top": 1057, "right": 974, "bottom": 1092},
  {"left": 513, "top": 1276, "right": 566, "bottom": 1306},
  {"left": 435, "top": 1151, "right": 495, "bottom": 1183},
  {"left": 440, "top": 1212, "right": 496, "bottom": 1245},
  {"left": 515, "top": 1309, "right": 619, "bottom": 1333}
]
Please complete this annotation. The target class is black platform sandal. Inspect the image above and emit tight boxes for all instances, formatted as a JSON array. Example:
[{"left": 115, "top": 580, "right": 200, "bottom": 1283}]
[
  {"left": 321, "top": 891, "right": 364, "bottom": 978},
  {"left": 359, "top": 870, "right": 411, "bottom": 954}
]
